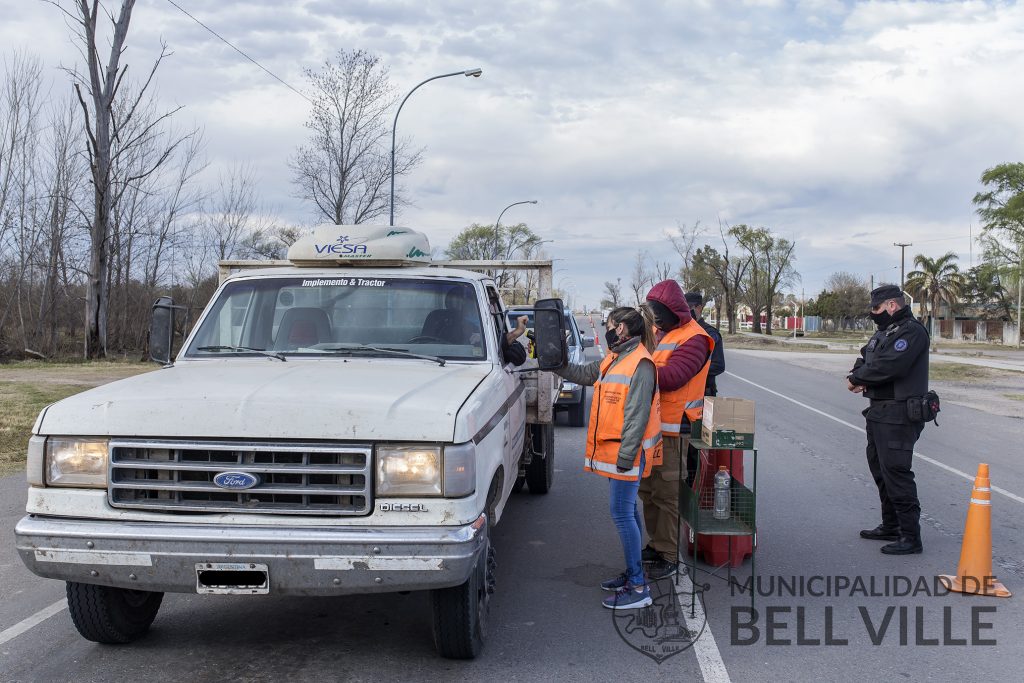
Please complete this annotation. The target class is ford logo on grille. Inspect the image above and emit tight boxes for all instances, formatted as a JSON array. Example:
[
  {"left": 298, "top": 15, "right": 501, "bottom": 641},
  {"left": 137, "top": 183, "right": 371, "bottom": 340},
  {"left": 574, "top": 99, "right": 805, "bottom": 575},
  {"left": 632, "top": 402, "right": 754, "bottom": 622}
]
[{"left": 213, "top": 471, "right": 260, "bottom": 490}]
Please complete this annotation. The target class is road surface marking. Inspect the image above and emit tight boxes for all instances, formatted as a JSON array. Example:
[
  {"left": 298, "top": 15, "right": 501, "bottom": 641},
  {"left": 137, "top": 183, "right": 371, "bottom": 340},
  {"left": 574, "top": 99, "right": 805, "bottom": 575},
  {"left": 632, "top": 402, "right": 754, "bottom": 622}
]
[
  {"left": 725, "top": 371, "right": 1024, "bottom": 505},
  {"left": 677, "top": 572, "right": 731, "bottom": 683},
  {"left": 0, "top": 599, "right": 67, "bottom": 646}
]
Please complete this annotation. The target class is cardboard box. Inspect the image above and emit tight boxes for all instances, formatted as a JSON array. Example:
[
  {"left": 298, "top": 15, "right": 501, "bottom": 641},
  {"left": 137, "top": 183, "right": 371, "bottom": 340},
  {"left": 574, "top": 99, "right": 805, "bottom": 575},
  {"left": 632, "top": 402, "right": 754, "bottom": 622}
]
[{"left": 700, "top": 397, "right": 755, "bottom": 449}]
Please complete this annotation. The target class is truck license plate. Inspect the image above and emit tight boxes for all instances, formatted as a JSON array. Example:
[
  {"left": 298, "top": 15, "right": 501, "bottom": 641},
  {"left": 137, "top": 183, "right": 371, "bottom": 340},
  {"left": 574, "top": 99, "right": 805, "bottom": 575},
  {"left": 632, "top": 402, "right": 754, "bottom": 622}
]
[{"left": 195, "top": 562, "right": 270, "bottom": 595}]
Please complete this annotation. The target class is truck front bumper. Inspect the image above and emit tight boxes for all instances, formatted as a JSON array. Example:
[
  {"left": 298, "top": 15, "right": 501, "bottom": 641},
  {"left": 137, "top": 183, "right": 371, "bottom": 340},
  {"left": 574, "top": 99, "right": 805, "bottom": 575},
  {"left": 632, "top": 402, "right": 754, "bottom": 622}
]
[{"left": 15, "top": 514, "right": 486, "bottom": 596}]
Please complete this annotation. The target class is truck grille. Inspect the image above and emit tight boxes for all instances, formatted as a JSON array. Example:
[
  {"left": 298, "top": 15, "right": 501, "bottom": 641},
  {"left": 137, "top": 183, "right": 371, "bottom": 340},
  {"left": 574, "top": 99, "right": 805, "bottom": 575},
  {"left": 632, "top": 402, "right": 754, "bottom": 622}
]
[{"left": 108, "top": 440, "right": 371, "bottom": 515}]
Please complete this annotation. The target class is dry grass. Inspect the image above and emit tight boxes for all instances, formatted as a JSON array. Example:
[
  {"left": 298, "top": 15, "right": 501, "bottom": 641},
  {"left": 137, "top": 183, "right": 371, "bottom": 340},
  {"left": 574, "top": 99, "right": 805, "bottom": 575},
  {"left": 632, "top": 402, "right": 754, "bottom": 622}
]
[
  {"left": 0, "top": 361, "right": 152, "bottom": 476},
  {"left": 1004, "top": 394, "right": 1024, "bottom": 402},
  {"left": 928, "top": 363, "right": 995, "bottom": 382},
  {"left": 721, "top": 334, "right": 853, "bottom": 353}
]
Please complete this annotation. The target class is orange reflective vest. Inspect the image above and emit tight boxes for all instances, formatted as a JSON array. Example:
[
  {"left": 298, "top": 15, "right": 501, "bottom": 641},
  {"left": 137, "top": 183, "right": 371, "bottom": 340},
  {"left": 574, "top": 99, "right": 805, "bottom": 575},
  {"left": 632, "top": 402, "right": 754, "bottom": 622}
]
[
  {"left": 651, "top": 321, "right": 714, "bottom": 436},
  {"left": 585, "top": 345, "right": 663, "bottom": 481}
]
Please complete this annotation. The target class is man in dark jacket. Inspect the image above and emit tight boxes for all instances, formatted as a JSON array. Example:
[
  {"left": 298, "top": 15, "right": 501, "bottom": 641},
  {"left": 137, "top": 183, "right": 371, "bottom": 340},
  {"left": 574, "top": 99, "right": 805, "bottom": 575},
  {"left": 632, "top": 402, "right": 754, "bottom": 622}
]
[
  {"left": 685, "top": 292, "right": 724, "bottom": 396},
  {"left": 847, "top": 285, "right": 930, "bottom": 555},
  {"left": 641, "top": 280, "right": 711, "bottom": 579}
]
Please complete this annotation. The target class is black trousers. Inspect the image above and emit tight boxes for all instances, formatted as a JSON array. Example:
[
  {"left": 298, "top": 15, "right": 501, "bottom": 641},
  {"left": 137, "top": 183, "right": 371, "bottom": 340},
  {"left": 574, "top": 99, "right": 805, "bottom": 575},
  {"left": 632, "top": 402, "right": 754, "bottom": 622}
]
[{"left": 865, "top": 419, "right": 924, "bottom": 539}]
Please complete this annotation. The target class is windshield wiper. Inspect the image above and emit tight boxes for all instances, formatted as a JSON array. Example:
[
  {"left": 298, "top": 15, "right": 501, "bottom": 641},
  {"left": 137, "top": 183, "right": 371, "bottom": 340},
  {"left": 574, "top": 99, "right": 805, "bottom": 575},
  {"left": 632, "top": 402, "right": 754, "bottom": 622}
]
[
  {"left": 195, "top": 345, "right": 287, "bottom": 361},
  {"left": 318, "top": 344, "right": 446, "bottom": 366}
]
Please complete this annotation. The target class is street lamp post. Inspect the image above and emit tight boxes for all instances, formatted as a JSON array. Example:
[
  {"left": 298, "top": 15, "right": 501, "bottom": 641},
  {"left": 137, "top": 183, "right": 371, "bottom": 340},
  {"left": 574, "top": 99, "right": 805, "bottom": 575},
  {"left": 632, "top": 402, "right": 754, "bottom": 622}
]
[
  {"left": 389, "top": 67, "right": 482, "bottom": 226},
  {"left": 493, "top": 200, "right": 538, "bottom": 258}
]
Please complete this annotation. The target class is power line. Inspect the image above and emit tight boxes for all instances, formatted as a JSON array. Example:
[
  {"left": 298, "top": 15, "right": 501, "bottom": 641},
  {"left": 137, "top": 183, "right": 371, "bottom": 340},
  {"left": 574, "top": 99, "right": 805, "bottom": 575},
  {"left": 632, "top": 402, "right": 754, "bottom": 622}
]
[{"left": 164, "top": 0, "right": 312, "bottom": 103}]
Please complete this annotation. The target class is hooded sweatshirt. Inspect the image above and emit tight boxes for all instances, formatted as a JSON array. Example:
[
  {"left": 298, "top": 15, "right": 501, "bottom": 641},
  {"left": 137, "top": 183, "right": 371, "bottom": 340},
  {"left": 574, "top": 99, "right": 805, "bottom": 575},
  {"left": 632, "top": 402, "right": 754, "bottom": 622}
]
[{"left": 645, "top": 280, "right": 710, "bottom": 393}]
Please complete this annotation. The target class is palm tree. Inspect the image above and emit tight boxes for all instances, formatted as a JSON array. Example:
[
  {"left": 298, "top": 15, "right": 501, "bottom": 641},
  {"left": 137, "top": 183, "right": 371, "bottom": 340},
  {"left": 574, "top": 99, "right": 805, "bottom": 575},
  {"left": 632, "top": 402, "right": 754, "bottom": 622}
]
[{"left": 904, "top": 252, "right": 967, "bottom": 334}]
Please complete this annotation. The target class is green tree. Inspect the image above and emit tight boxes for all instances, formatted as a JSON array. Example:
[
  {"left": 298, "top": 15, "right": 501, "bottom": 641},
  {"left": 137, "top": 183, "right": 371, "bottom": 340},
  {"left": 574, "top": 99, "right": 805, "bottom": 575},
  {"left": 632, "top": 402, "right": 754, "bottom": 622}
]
[
  {"left": 825, "top": 271, "right": 870, "bottom": 330},
  {"left": 730, "top": 225, "right": 797, "bottom": 334},
  {"left": 904, "top": 252, "right": 966, "bottom": 333},
  {"left": 972, "top": 163, "right": 1024, "bottom": 328},
  {"left": 964, "top": 263, "right": 1013, "bottom": 319},
  {"left": 687, "top": 251, "right": 725, "bottom": 328},
  {"left": 445, "top": 222, "right": 544, "bottom": 301},
  {"left": 692, "top": 241, "right": 750, "bottom": 334}
]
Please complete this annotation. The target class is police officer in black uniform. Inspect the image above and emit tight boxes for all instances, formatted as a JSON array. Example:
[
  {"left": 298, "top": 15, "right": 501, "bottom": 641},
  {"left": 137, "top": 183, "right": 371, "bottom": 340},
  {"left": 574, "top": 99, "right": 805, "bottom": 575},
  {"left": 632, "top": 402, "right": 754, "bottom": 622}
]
[{"left": 847, "top": 284, "right": 930, "bottom": 555}]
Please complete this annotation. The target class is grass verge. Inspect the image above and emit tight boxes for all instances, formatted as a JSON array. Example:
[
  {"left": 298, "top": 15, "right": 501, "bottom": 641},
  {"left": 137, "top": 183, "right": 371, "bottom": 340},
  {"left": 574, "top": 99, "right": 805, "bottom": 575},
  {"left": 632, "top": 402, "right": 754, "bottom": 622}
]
[
  {"left": 0, "top": 382, "right": 88, "bottom": 476},
  {"left": 0, "top": 361, "right": 152, "bottom": 476},
  {"left": 929, "top": 363, "right": 995, "bottom": 382}
]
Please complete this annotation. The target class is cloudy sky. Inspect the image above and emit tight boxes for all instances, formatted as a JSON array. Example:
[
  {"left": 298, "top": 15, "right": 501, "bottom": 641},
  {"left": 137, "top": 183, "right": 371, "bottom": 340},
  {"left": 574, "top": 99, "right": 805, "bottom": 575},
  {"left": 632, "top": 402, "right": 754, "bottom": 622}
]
[{"left": 5, "top": 0, "right": 1022, "bottom": 308}]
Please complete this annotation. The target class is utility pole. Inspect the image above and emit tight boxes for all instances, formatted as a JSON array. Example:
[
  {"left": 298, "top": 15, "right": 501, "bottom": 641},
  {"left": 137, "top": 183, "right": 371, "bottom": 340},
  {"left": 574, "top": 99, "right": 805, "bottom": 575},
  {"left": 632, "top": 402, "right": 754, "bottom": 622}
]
[{"left": 894, "top": 242, "right": 912, "bottom": 289}]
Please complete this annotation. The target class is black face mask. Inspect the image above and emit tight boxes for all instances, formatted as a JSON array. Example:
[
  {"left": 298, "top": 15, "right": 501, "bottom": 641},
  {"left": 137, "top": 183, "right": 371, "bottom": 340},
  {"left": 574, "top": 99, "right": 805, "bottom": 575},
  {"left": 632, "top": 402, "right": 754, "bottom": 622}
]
[
  {"left": 647, "top": 300, "right": 678, "bottom": 331},
  {"left": 605, "top": 329, "right": 619, "bottom": 347},
  {"left": 870, "top": 310, "right": 893, "bottom": 329}
]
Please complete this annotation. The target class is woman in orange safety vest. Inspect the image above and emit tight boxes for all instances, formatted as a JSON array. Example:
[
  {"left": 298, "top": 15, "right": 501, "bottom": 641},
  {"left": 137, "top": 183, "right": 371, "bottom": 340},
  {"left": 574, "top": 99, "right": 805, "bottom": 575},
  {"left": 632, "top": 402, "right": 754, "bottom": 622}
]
[{"left": 553, "top": 306, "right": 663, "bottom": 610}]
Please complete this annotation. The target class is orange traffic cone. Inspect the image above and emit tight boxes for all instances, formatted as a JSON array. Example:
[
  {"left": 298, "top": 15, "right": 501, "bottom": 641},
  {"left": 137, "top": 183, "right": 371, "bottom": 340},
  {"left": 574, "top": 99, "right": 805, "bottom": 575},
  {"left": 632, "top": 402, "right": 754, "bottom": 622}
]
[{"left": 939, "top": 464, "right": 1011, "bottom": 598}]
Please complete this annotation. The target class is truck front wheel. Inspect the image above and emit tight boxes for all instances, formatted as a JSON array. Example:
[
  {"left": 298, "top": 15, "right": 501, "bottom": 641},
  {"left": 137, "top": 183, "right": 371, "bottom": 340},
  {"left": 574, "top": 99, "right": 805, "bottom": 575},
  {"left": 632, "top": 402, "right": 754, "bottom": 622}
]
[
  {"left": 526, "top": 423, "right": 555, "bottom": 494},
  {"left": 66, "top": 581, "right": 163, "bottom": 644},
  {"left": 431, "top": 538, "right": 494, "bottom": 659}
]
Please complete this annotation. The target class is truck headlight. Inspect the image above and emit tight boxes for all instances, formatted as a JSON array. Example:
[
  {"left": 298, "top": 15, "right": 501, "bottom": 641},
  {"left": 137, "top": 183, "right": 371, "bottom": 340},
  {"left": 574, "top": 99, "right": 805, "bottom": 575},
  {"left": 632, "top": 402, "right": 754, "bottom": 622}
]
[
  {"left": 377, "top": 445, "right": 442, "bottom": 496},
  {"left": 46, "top": 438, "right": 108, "bottom": 488}
]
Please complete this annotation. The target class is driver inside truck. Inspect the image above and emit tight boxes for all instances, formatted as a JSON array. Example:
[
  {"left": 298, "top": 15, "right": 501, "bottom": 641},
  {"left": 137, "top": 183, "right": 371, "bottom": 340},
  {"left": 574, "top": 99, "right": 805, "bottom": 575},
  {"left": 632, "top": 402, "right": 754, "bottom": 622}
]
[{"left": 421, "top": 287, "right": 483, "bottom": 344}]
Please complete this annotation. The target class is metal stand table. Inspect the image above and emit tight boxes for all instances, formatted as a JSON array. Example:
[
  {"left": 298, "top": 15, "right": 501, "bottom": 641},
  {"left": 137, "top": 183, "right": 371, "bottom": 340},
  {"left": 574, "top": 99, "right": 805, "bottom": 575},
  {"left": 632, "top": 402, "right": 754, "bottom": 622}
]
[{"left": 677, "top": 437, "right": 758, "bottom": 612}]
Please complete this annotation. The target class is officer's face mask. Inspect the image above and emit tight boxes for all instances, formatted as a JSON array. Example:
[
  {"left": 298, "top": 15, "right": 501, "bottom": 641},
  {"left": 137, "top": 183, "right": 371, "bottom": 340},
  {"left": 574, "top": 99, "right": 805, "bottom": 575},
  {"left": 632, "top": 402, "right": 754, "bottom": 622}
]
[{"left": 870, "top": 308, "right": 893, "bottom": 329}]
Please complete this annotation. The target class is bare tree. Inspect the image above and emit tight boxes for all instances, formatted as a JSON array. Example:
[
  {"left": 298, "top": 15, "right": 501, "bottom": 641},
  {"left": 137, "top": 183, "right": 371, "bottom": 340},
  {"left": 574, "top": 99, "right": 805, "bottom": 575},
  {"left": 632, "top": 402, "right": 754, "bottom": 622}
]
[
  {"left": 629, "top": 250, "right": 654, "bottom": 305},
  {"left": 290, "top": 50, "right": 421, "bottom": 225},
  {"left": 57, "top": 0, "right": 188, "bottom": 357},
  {"left": 601, "top": 279, "right": 623, "bottom": 309},
  {"left": 669, "top": 219, "right": 705, "bottom": 288}
]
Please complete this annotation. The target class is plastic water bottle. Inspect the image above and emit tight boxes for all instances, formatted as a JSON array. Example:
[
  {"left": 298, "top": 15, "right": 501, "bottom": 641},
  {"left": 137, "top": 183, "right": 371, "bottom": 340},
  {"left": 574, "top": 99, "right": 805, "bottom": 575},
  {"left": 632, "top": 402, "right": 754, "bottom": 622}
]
[{"left": 713, "top": 466, "right": 731, "bottom": 520}]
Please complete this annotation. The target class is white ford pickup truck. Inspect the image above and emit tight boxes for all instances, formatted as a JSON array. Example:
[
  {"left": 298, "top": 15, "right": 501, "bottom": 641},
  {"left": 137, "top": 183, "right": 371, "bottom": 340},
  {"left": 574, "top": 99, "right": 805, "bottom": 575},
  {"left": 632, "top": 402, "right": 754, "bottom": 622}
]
[{"left": 15, "top": 225, "right": 569, "bottom": 659}]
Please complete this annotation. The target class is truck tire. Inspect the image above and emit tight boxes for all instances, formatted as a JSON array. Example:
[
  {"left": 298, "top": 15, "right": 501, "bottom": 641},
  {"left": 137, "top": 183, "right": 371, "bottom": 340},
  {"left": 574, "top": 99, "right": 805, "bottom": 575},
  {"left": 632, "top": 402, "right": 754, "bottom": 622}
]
[
  {"left": 526, "top": 423, "right": 555, "bottom": 494},
  {"left": 431, "top": 536, "right": 493, "bottom": 659},
  {"left": 567, "top": 388, "right": 587, "bottom": 427},
  {"left": 65, "top": 581, "right": 163, "bottom": 644}
]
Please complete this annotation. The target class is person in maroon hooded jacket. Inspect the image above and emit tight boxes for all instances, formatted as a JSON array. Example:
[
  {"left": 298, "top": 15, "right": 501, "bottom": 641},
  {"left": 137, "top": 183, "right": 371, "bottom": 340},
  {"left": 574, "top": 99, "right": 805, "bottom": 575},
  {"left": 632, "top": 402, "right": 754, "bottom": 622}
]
[{"left": 639, "top": 280, "right": 714, "bottom": 579}]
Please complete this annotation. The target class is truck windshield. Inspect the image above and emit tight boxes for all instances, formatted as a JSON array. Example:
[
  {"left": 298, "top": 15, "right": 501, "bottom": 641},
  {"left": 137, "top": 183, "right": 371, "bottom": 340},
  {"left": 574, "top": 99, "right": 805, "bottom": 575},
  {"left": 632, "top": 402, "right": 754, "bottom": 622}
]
[{"left": 185, "top": 277, "right": 487, "bottom": 361}]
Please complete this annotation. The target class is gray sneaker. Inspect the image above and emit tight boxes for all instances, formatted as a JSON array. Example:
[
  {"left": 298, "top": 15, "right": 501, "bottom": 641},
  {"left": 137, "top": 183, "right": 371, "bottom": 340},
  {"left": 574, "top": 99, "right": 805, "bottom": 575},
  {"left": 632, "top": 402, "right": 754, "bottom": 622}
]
[{"left": 646, "top": 558, "right": 678, "bottom": 580}]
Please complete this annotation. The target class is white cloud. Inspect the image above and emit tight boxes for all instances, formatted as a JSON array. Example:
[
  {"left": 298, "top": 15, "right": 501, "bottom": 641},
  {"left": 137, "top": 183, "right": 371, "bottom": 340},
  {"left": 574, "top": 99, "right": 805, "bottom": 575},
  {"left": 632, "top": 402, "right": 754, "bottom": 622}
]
[{"left": 2, "top": 0, "right": 1021, "bottom": 304}]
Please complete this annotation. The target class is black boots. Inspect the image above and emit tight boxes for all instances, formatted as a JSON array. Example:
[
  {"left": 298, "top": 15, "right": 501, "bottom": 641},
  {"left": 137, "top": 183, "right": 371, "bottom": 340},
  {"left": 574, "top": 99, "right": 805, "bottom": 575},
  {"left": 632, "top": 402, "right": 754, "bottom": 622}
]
[
  {"left": 880, "top": 537, "right": 923, "bottom": 555},
  {"left": 859, "top": 525, "right": 900, "bottom": 541}
]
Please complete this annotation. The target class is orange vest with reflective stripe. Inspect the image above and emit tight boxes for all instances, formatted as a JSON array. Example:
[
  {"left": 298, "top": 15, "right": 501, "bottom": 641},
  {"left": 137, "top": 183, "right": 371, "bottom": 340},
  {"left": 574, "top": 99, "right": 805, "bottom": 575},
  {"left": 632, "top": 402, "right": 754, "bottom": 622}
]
[
  {"left": 651, "top": 321, "right": 714, "bottom": 436},
  {"left": 585, "top": 345, "right": 664, "bottom": 481}
]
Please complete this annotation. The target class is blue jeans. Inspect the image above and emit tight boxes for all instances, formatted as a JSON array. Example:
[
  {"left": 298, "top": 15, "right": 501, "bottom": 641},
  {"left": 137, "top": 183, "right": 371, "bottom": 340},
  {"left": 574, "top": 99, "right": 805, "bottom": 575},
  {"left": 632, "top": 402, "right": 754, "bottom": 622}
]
[{"left": 609, "top": 455, "right": 646, "bottom": 586}]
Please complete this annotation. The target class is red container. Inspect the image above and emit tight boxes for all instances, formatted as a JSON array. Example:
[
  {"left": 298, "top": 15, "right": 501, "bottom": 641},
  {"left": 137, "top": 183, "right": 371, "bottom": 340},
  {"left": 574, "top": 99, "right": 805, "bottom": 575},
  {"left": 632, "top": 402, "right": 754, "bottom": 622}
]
[{"left": 686, "top": 448, "right": 754, "bottom": 568}]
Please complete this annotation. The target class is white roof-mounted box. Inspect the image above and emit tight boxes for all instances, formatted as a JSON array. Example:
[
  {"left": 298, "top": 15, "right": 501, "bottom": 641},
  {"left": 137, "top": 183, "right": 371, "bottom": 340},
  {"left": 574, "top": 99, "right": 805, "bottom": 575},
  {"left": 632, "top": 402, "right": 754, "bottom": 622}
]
[{"left": 287, "top": 224, "right": 432, "bottom": 267}]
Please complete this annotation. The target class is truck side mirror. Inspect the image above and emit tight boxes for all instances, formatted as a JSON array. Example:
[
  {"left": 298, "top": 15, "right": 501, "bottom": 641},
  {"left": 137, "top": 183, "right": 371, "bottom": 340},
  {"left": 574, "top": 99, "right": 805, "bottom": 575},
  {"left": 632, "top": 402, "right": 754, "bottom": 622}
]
[
  {"left": 582, "top": 335, "right": 595, "bottom": 349},
  {"left": 532, "top": 298, "right": 569, "bottom": 370},
  {"left": 150, "top": 296, "right": 176, "bottom": 364}
]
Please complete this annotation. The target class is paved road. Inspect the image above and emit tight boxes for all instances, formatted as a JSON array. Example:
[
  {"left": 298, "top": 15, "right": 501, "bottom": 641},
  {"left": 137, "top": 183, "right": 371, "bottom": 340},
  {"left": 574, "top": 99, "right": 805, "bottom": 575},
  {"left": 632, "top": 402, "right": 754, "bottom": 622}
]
[{"left": 2, "top": 333, "right": 1022, "bottom": 681}]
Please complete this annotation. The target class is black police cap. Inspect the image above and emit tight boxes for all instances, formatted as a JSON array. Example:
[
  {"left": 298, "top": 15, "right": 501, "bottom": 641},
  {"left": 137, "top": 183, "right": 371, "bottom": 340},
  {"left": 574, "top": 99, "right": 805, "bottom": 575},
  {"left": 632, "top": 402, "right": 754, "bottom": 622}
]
[
  {"left": 684, "top": 291, "right": 704, "bottom": 308},
  {"left": 870, "top": 284, "right": 904, "bottom": 307}
]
